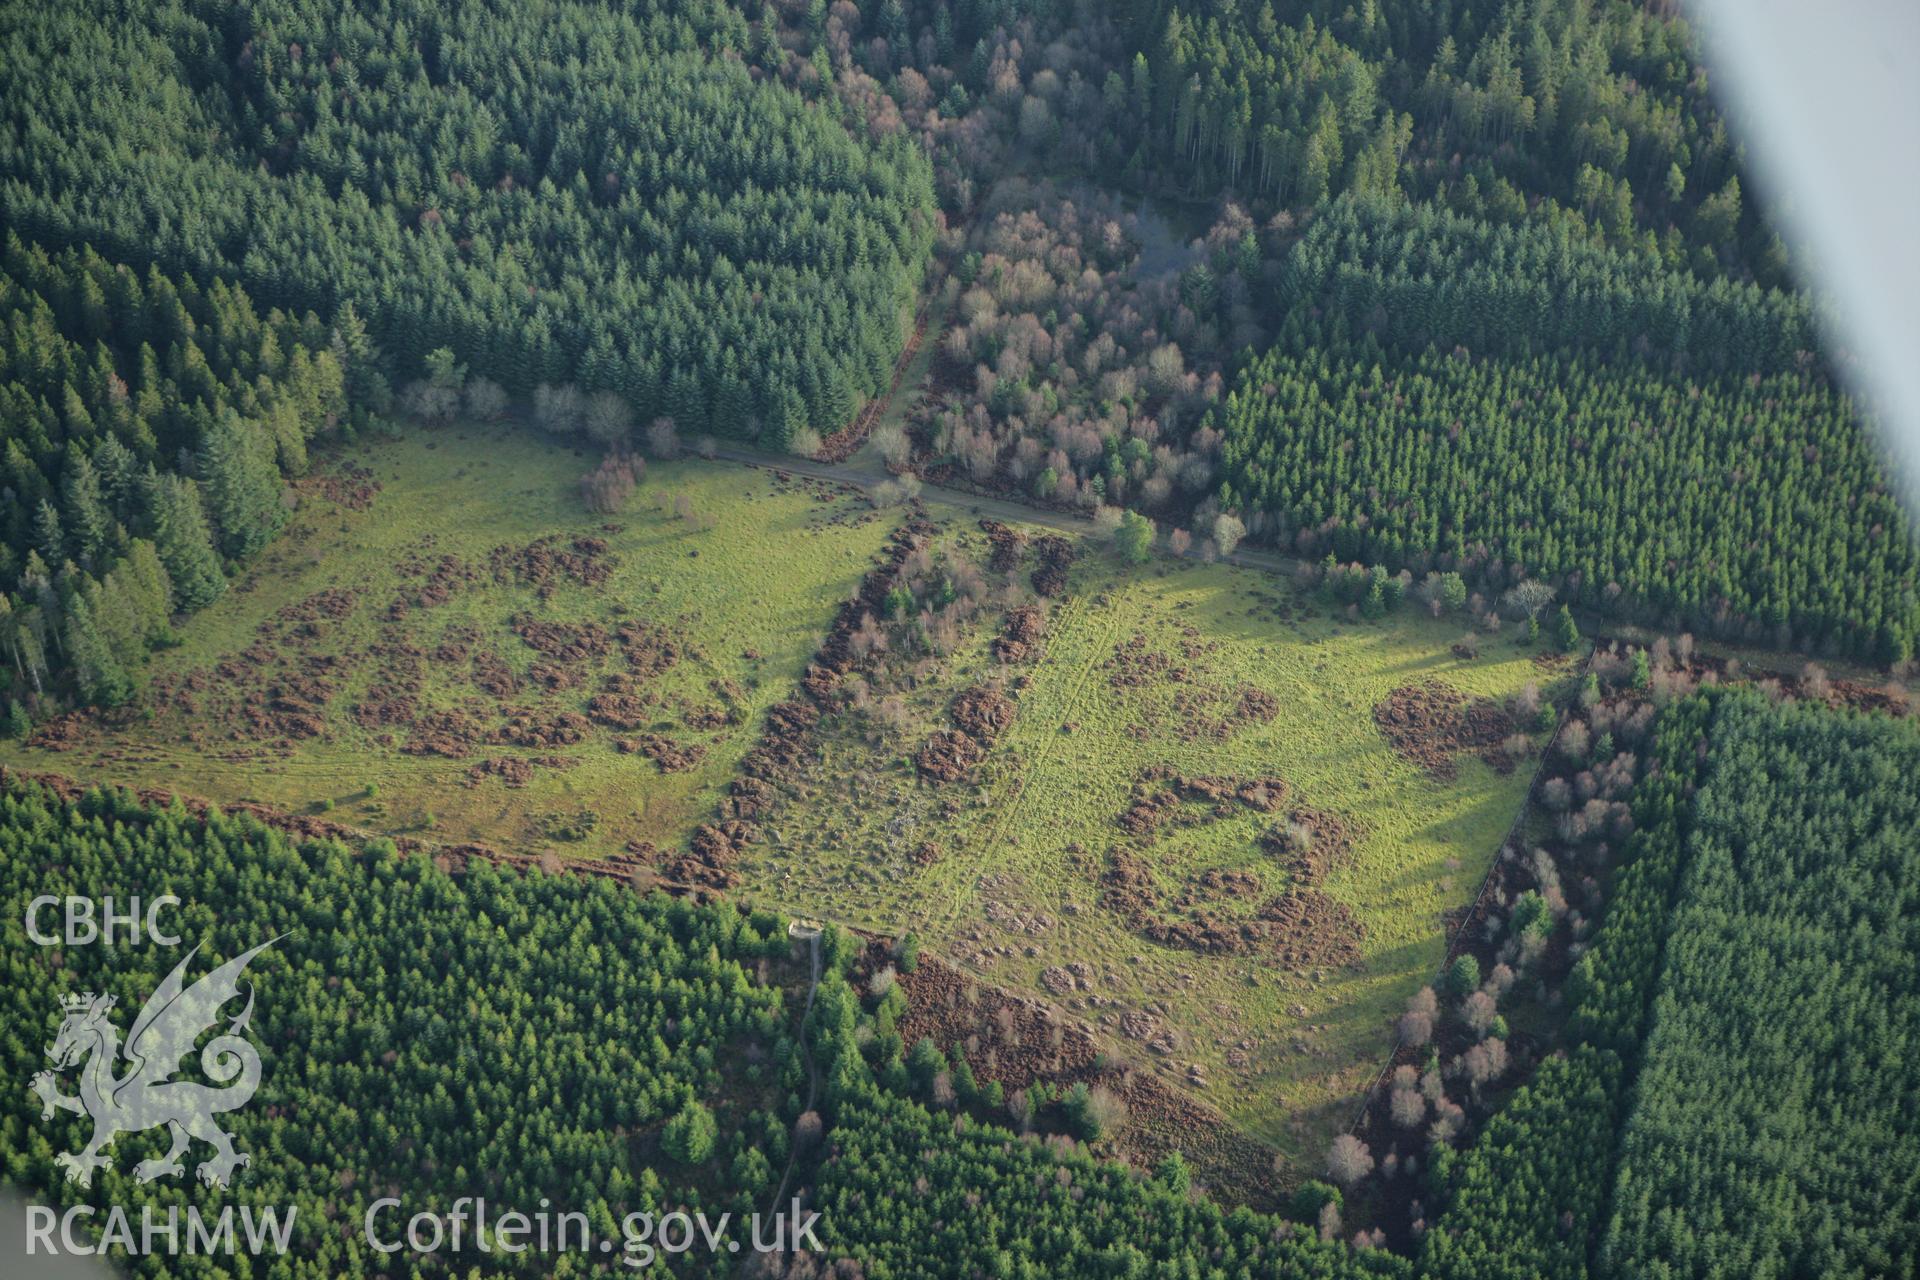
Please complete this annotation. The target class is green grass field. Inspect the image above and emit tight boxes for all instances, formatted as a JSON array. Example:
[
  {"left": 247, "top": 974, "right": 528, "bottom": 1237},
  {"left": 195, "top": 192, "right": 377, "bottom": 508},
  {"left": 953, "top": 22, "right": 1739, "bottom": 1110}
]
[
  {"left": 2, "top": 424, "right": 898, "bottom": 857},
  {"left": 727, "top": 519, "right": 1555, "bottom": 1163},
  {"left": 1, "top": 425, "right": 1557, "bottom": 1176}
]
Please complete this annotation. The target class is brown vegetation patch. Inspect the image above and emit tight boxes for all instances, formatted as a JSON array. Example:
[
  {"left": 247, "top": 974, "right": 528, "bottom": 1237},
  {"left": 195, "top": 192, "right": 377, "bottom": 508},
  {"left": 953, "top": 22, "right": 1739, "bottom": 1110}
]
[
  {"left": 916, "top": 681, "right": 1017, "bottom": 787},
  {"left": 663, "top": 819, "right": 759, "bottom": 890},
  {"left": 1116, "top": 766, "right": 1288, "bottom": 838},
  {"left": 810, "top": 518, "right": 935, "bottom": 692},
  {"left": 495, "top": 710, "right": 591, "bottom": 748},
  {"left": 738, "top": 699, "right": 821, "bottom": 784},
  {"left": 526, "top": 661, "right": 582, "bottom": 692},
  {"left": 1105, "top": 633, "right": 1182, "bottom": 688},
  {"left": 949, "top": 685, "right": 1015, "bottom": 743},
  {"left": 616, "top": 620, "right": 691, "bottom": 678},
  {"left": 298, "top": 462, "right": 380, "bottom": 511},
  {"left": 724, "top": 776, "right": 777, "bottom": 821},
  {"left": 1100, "top": 844, "right": 1364, "bottom": 971},
  {"left": 430, "top": 628, "right": 475, "bottom": 665},
  {"left": 1373, "top": 681, "right": 1516, "bottom": 780},
  {"left": 1233, "top": 685, "right": 1280, "bottom": 725},
  {"left": 1117, "top": 789, "right": 1179, "bottom": 837},
  {"left": 241, "top": 689, "right": 327, "bottom": 741},
  {"left": 470, "top": 652, "right": 518, "bottom": 698},
  {"left": 401, "top": 708, "right": 488, "bottom": 758},
  {"left": 1146, "top": 886, "right": 1364, "bottom": 970},
  {"left": 979, "top": 519, "right": 1027, "bottom": 572},
  {"left": 511, "top": 617, "right": 611, "bottom": 663},
  {"left": 390, "top": 553, "right": 479, "bottom": 616},
  {"left": 278, "top": 587, "right": 360, "bottom": 624},
  {"left": 1028, "top": 534, "right": 1075, "bottom": 597},
  {"left": 1262, "top": 805, "right": 1363, "bottom": 885},
  {"left": 1254, "top": 889, "right": 1366, "bottom": 970},
  {"left": 352, "top": 693, "right": 418, "bottom": 731},
  {"left": 24, "top": 714, "right": 87, "bottom": 752},
  {"left": 992, "top": 604, "right": 1046, "bottom": 663},
  {"left": 681, "top": 704, "right": 734, "bottom": 732},
  {"left": 887, "top": 946, "right": 1101, "bottom": 1092},
  {"left": 489, "top": 534, "right": 617, "bottom": 598},
  {"left": 1826, "top": 676, "right": 1912, "bottom": 717},
  {"left": 914, "top": 728, "right": 986, "bottom": 782},
  {"left": 465, "top": 756, "right": 535, "bottom": 788},
  {"left": 868, "top": 944, "right": 1282, "bottom": 1211},
  {"left": 587, "top": 692, "right": 656, "bottom": 731},
  {"left": 615, "top": 733, "right": 706, "bottom": 774},
  {"left": 1102, "top": 847, "right": 1159, "bottom": 898}
]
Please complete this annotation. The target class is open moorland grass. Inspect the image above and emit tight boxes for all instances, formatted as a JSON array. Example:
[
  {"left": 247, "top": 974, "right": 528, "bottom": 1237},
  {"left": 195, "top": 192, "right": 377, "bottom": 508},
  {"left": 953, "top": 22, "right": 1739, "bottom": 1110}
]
[
  {"left": 726, "top": 516, "right": 1557, "bottom": 1166},
  {"left": 2, "top": 424, "right": 898, "bottom": 857}
]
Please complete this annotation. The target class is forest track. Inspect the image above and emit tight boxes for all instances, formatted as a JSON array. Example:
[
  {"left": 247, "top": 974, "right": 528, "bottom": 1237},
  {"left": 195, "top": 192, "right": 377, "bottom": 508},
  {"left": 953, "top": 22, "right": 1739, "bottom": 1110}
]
[
  {"left": 813, "top": 276, "right": 946, "bottom": 463},
  {"left": 936, "top": 585, "right": 1129, "bottom": 928},
  {"left": 709, "top": 444, "right": 1301, "bottom": 580},
  {"left": 763, "top": 921, "right": 824, "bottom": 1231}
]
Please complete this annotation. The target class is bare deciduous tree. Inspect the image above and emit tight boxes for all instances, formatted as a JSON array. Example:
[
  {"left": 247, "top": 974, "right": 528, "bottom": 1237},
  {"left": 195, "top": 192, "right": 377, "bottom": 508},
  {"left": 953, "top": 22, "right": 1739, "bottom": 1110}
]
[
  {"left": 400, "top": 379, "right": 461, "bottom": 424},
  {"left": 1212, "top": 512, "right": 1246, "bottom": 557},
  {"left": 1327, "top": 1134, "right": 1374, "bottom": 1187},
  {"left": 1461, "top": 1037, "right": 1510, "bottom": 1089},
  {"left": 580, "top": 453, "right": 641, "bottom": 514},
  {"left": 646, "top": 416, "right": 682, "bottom": 459},
  {"left": 1801, "top": 662, "right": 1832, "bottom": 701},
  {"left": 789, "top": 426, "right": 824, "bottom": 459},
  {"left": 1462, "top": 989, "right": 1498, "bottom": 1036},
  {"left": 584, "top": 390, "right": 634, "bottom": 446},
  {"left": 534, "top": 383, "right": 585, "bottom": 435},
  {"left": 463, "top": 377, "right": 508, "bottom": 420},
  {"left": 871, "top": 474, "right": 922, "bottom": 507},
  {"left": 1501, "top": 579, "right": 1557, "bottom": 622},
  {"left": 871, "top": 422, "right": 912, "bottom": 468}
]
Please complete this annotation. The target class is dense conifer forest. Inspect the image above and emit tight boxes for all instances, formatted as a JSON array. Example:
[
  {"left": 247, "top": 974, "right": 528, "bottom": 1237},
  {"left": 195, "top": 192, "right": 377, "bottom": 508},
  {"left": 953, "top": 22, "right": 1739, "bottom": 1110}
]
[
  {"left": 1, "top": 777, "right": 1403, "bottom": 1277},
  {"left": 1423, "top": 692, "right": 1920, "bottom": 1279},
  {"left": 0, "top": 0, "right": 936, "bottom": 442},
  {"left": 0, "top": 779, "right": 797, "bottom": 1275},
  {"left": 1211, "top": 327, "right": 1918, "bottom": 662},
  {"left": 1110, "top": 0, "right": 1785, "bottom": 281},
  {"left": 0, "top": 236, "right": 350, "bottom": 706}
]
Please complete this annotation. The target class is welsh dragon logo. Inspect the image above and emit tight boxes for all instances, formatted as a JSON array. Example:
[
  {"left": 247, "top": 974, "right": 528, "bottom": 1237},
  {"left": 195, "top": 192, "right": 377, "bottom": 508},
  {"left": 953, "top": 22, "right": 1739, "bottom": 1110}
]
[{"left": 31, "top": 938, "right": 280, "bottom": 1189}]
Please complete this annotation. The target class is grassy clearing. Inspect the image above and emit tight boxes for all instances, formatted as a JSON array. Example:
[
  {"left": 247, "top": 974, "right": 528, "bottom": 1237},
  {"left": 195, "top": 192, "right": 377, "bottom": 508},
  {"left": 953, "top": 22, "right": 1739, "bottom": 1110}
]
[
  {"left": 729, "top": 523, "right": 1552, "bottom": 1167},
  {"left": 1, "top": 423, "right": 1553, "bottom": 1178},
  {"left": 2, "top": 424, "right": 897, "bottom": 857}
]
